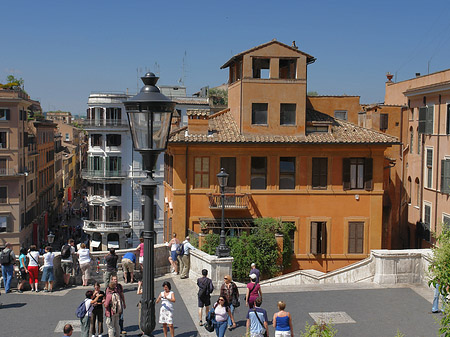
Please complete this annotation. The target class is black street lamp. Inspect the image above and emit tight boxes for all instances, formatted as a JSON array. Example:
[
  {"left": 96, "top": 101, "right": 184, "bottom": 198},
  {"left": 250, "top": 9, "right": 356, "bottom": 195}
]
[
  {"left": 124, "top": 72, "right": 175, "bottom": 336},
  {"left": 215, "top": 168, "right": 230, "bottom": 257}
]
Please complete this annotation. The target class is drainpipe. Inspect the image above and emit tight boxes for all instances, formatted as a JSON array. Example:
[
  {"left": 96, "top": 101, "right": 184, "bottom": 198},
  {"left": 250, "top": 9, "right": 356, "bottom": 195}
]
[
  {"left": 434, "top": 95, "right": 442, "bottom": 237},
  {"left": 185, "top": 144, "right": 189, "bottom": 237},
  {"left": 419, "top": 117, "right": 425, "bottom": 248}
]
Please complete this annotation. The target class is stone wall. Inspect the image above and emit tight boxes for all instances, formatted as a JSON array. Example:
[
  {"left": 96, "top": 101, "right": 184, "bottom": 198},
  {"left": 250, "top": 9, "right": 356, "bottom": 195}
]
[
  {"left": 189, "top": 249, "right": 233, "bottom": 288},
  {"left": 262, "top": 249, "right": 432, "bottom": 286}
]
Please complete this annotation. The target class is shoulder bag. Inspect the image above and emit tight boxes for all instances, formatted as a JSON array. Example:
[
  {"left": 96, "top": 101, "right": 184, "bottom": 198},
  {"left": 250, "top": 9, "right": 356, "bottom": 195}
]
[{"left": 253, "top": 309, "right": 268, "bottom": 337}]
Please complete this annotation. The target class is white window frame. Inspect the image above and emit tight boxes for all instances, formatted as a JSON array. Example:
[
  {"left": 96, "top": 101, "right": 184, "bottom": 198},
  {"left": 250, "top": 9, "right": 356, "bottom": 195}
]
[
  {"left": 0, "top": 108, "right": 9, "bottom": 121},
  {"left": 442, "top": 213, "right": 450, "bottom": 231},
  {"left": 425, "top": 147, "right": 434, "bottom": 189},
  {"left": 423, "top": 200, "right": 433, "bottom": 229},
  {"left": 334, "top": 110, "right": 348, "bottom": 120}
]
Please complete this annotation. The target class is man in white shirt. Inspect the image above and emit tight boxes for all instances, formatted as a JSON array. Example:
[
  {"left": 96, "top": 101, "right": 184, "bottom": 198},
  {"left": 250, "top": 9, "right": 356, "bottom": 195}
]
[{"left": 180, "top": 236, "right": 196, "bottom": 279}]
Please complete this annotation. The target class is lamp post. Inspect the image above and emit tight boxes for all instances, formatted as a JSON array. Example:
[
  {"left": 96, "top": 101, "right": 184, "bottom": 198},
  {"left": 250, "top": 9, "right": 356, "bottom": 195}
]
[
  {"left": 215, "top": 168, "right": 230, "bottom": 257},
  {"left": 124, "top": 72, "right": 175, "bottom": 336}
]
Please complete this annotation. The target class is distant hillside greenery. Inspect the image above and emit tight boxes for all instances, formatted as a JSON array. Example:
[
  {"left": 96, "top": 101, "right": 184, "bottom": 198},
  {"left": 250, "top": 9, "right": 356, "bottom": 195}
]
[{"left": 208, "top": 88, "right": 228, "bottom": 106}]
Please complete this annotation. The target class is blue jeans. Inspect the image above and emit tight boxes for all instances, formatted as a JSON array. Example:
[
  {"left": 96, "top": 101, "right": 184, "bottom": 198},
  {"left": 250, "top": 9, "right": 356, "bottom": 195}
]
[
  {"left": 432, "top": 283, "right": 441, "bottom": 312},
  {"left": 1, "top": 264, "right": 13, "bottom": 293},
  {"left": 227, "top": 304, "right": 235, "bottom": 327},
  {"left": 215, "top": 321, "right": 227, "bottom": 337}
]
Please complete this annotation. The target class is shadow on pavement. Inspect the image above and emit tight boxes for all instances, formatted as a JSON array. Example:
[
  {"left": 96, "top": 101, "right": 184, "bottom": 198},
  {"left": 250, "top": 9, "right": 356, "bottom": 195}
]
[{"left": 1, "top": 302, "right": 27, "bottom": 309}]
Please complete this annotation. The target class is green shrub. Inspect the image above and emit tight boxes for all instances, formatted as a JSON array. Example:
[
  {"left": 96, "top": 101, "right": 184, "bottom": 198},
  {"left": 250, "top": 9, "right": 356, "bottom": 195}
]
[
  {"left": 299, "top": 321, "right": 337, "bottom": 337},
  {"left": 201, "top": 233, "right": 220, "bottom": 255}
]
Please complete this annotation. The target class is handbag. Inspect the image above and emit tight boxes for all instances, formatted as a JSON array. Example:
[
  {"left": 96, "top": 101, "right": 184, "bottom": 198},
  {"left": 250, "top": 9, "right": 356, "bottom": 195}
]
[
  {"left": 253, "top": 309, "right": 268, "bottom": 337},
  {"left": 204, "top": 307, "right": 216, "bottom": 332}
]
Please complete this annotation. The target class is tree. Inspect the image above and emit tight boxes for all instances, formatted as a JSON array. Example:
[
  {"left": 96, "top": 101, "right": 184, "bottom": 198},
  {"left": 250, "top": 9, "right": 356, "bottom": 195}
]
[
  {"left": 307, "top": 91, "right": 319, "bottom": 96},
  {"left": 428, "top": 226, "right": 450, "bottom": 336},
  {"left": 208, "top": 88, "right": 228, "bottom": 106},
  {"left": 0, "top": 75, "right": 24, "bottom": 89}
]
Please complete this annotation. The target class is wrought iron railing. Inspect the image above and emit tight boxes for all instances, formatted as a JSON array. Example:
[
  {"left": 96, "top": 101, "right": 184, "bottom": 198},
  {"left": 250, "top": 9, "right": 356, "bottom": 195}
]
[
  {"left": 207, "top": 193, "right": 249, "bottom": 209},
  {"left": 80, "top": 119, "right": 128, "bottom": 127}
]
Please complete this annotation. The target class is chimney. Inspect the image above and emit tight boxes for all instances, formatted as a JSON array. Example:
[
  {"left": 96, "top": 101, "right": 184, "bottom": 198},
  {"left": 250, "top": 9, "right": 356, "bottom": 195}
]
[
  {"left": 386, "top": 72, "right": 393, "bottom": 82},
  {"left": 187, "top": 109, "right": 210, "bottom": 134}
]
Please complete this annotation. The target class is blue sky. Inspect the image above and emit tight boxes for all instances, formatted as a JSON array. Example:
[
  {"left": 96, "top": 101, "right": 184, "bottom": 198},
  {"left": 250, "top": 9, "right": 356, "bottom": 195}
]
[{"left": 3, "top": 0, "right": 450, "bottom": 115}]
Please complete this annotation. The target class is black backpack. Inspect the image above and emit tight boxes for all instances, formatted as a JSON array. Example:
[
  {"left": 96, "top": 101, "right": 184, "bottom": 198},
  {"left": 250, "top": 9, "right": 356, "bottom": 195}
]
[
  {"left": 61, "top": 245, "right": 71, "bottom": 259},
  {"left": 0, "top": 249, "right": 11, "bottom": 265}
]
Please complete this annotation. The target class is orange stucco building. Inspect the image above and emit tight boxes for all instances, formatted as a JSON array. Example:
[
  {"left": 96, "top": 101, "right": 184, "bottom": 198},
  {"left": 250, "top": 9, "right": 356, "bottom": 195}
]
[{"left": 164, "top": 40, "right": 399, "bottom": 272}]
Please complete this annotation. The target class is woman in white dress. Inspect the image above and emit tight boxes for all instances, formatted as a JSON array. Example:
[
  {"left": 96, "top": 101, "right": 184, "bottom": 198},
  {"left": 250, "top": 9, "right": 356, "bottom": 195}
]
[{"left": 156, "top": 281, "right": 176, "bottom": 337}]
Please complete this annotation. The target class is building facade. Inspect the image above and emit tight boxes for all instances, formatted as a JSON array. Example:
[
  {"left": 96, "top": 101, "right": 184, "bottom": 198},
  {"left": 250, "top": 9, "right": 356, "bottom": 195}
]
[
  {"left": 165, "top": 40, "right": 398, "bottom": 273},
  {"left": 82, "top": 92, "right": 146, "bottom": 250},
  {"left": 385, "top": 70, "right": 450, "bottom": 248}
]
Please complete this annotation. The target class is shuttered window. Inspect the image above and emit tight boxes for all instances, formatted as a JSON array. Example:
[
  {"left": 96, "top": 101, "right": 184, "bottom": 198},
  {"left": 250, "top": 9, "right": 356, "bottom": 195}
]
[
  {"left": 443, "top": 215, "right": 450, "bottom": 232},
  {"left": 343, "top": 158, "right": 373, "bottom": 190},
  {"left": 441, "top": 159, "right": 450, "bottom": 194},
  {"left": 418, "top": 106, "right": 434, "bottom": 134},
  {"left": 447, "top": 105, "right": 450, "bottom": 135},
  {"left": 194, "top": 157, "right": 209, "bottom": 188},
  {"left": 312, "top": 158, "right": 327, "bottom": 189},
  {"left": 310, "top": 221, "right": 326, "bottom": 254},
  {"left": 426, "top": 149, "right": 433, "bottom": 189},
  {"left": 348, "top": 222, "right": 364, "bottom": 254},
  {"left": 380, "top": 113, "right": 388, "bottom": 130},
  {"left": 424, "top": 204, "right": 431, "bottom": 230}
]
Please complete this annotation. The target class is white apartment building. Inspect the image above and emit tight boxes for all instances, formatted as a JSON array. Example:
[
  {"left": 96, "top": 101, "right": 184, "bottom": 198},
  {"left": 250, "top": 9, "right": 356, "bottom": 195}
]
[{"left": 82, "top": 92, "right": 165, "bottom": 250}]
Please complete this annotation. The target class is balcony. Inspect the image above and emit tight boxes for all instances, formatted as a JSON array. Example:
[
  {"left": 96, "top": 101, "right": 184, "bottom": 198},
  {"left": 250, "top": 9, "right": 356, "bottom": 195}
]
[
  {"left": 80, "top": 119, "right": 128, "bottom": 130},
  {"left": 207, "top": 193, "right": 250, "bottom": 210},
  {"left": 0, "top": 168, "right": 22, "bottom": 177},
  {"left": 82, "top": 169, "right": 147, "bottom": 180},
  {"left": 83, "top": 220, "right": 131, "bottom": 233}
]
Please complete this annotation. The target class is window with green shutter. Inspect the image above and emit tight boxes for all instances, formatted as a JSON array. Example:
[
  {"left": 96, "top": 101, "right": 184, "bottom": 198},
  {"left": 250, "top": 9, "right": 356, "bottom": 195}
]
[
  {"left": 418, "top": 106, "right": 434, "bottom": 134},
  {"left": 426, "top": 149, "right": 433, "bottom": 188},
  {"left": 441, "top": 159, "right": 450, "bottom": 194}
]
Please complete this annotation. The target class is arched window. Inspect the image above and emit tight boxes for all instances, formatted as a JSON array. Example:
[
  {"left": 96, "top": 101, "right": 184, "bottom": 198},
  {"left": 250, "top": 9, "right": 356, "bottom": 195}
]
[{"left": 410, "top": 127, "right": 414, "bottom": 153}]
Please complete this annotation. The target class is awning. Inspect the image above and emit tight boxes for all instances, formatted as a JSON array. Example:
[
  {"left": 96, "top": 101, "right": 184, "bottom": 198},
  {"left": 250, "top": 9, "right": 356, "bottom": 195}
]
[
  {"left": 107, "top": 241, "right": 119, "bottom": 249},
  {"left": 91, "top": 240, "right": 101, "bottom": 248}
]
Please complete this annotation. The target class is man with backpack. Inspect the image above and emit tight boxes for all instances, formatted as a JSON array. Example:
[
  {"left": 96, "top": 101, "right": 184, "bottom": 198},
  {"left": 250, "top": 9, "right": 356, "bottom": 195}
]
[
  {"left": 178, "top": 236, "right": 196, "bottom": 279},
  {"left": 76, "top": 290, "right": 100, "bottom": 337},
  {"left": 1, "top": 243, "right": 16, "bottom": 293},
  {"left": 104, "top": 277, "right": 125, "bottom": 337},
  {"left": 197, "top": 269, "right": 214, "bottom": 326},
  {"left": 61, "top": 239, "right": 76, "bottom": 287}
]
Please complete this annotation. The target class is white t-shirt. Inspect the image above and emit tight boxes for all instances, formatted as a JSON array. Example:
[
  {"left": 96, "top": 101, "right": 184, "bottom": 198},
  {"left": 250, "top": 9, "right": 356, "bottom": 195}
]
[
  {"left": 61, "top": 245, "right": 76, "bottom": 263},
  {"left": 78, "top": 248, "right": 91, "bottom": 265},
  {"left": 27, "top": 251, "right": 40, "bottom": 267},
  {"left": 85, "top": 298, "right": 94, "bottom": 317},
  {"left": 170, "top": 240, "right": 179, "bottom": 252},
  {"left": 43, "top": 252, "right": 54, "bottom": 267}
]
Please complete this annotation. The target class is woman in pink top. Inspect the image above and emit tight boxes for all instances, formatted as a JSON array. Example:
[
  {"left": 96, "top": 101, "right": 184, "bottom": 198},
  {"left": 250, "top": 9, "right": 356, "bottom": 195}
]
[{"left": 136, "top": 237, "right": 144, "bottom": 294}]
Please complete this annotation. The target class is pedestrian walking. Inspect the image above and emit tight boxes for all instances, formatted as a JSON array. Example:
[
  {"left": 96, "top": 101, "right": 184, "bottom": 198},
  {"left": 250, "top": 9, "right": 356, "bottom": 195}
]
[
  {"left": 17, "top": 247, "right": 28, "bottom": 293},
  {"left": 136, "top": 238, "right": 144, "bottom": 294},
  {"left": 63, "top": 324, "right": 74, "bottom": 337},
  {"left": 77, "top": 243, "right": 91, "bottom": 286},
  {"left": 1, "top": 243, "right": 16, "bottom": 294},
  {"left": 27, "top": 245, "right": 41, "bottom": 292},
  {"left": 121, "top": 251, "right": 136, "bottom": 284},
  {"left": 167, "top": 233, "right": 180, "bottom": 274},
  {"left": 61, "top": 239, "right": 76, "bottom": 287},
  {"left": 104, "top": 248, "right": 118, "bottom": 286},
  {"left": 179, "top": 236, "right": 196, "bottom": 279},
  {"left": 213, "top": 296, "right": 236, "bottom": 337},
  {"left": 197, "top": 269, "right": 214, "bottom": 326},
  {"left": 156, "top": 281, "right": 176, "bottom": 337},
  {"left": 111, "top": 275, "right": 127, "bottom": 335},
  {"left": 246, "top": 297, "right": 269, "bottom": 337},
  {"left": 250, "top": 263, "right": 260, "bottom": 283},
  {"left": 41, "top": 246, "right": 55, "bottom": 292},
  {"left": 104, "top": 281, "right": 123, "bottom": 337},
  {"left": 273, "top": 301, "right": 293, "bottom": 337},
  {"left": 79, "top": 290, "right": 98, "bottom": 337},
  {"left": 220, "top": 274, "right": 239, "bottom": 330},
  {"left": 246, "top": 274, "right": 262, "bottom": 309},
  {"left": 91, "top": 282, "right": 105, "bottom": 337},
  {"left": 432, "top": 281, "right": 442, "bottom": 313}
]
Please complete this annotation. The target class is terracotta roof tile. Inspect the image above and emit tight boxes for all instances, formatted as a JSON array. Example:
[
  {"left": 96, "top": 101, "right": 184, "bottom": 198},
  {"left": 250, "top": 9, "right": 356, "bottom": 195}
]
[{"left": 169, "top": 109, "right": 399, "bottom": 145}]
